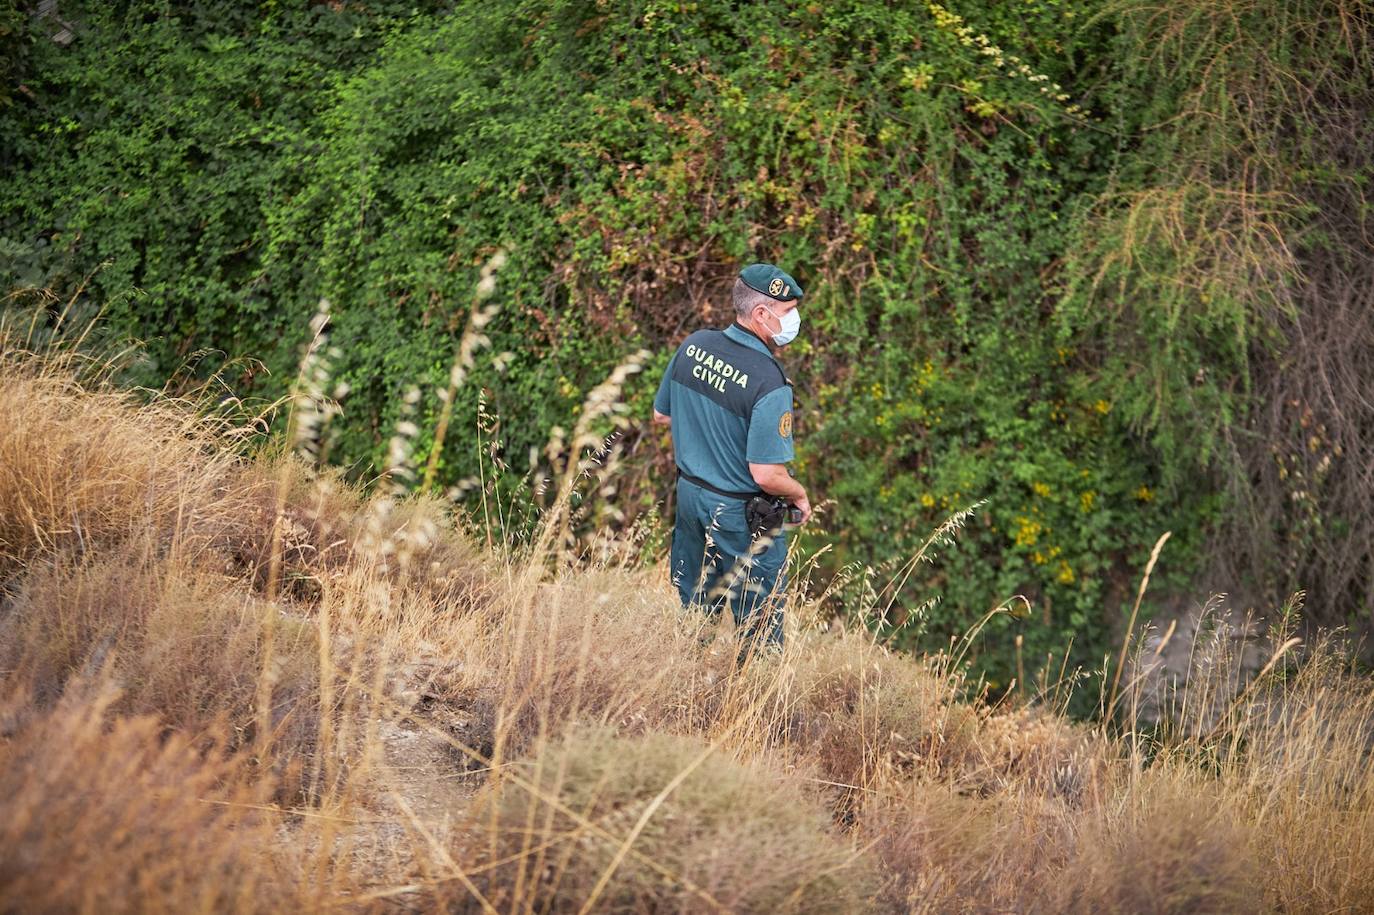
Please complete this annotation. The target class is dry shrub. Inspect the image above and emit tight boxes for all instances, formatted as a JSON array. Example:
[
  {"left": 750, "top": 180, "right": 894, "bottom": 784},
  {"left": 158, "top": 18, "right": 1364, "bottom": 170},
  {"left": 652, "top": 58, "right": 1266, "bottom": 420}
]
[
  {"left": 0, "top": 348, "right": 493, "bottom": 621},
  {"left": 0, "top": 555, "right": 322, "bottom": 775},
  {"left": 772, "top": 630, "right": 979, "bottom": 795},
  {"left": 1252, "top": 799, "right": 1374, "bottom": 915},
  {"left": 462, "top": 726, "right": 878, "bottom": 913},
  {"left": 857, "top": 783, "right": 1073, "bottom": 914},
  {"left": 1115, "top": 627, "right": 1374, "bottom": 912},
  {"left": 222, "top": 465, "right": 361, "bottom": 603},
  {"left": 1230, "top": 642, "right": 1374, "bottom": 795},
  {"left": 0, "top": 685, "right": 304, "bottom": 913},
  {"left": 227, "top": 467, "right": 495, "bottom": 613},
  {"left": 1059, "top": 772, "right": 1264, "bottom": 914},
  {"left": 347, "top": 493, "right": 496, "bottom": 612},
  {"left": 0, "top": 357, "right": 244, "bottom": 580},
  {"left": 455, "top": 569, "right": 726, "bottom": 761},
  {"left": 971, "top": 707, "right": 1112, "bottom": 803}
]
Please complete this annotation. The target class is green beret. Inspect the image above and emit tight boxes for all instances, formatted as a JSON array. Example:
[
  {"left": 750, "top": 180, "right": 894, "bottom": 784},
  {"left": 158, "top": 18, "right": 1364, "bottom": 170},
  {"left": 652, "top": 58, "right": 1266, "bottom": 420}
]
[{"left": 739, "top": 262, "right": 804, "bottom": 301}]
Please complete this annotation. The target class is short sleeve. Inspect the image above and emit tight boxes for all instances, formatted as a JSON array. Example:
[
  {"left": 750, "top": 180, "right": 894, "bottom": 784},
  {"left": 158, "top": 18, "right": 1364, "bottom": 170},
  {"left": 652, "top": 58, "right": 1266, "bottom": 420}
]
[
  {"left": 653, "top": 350, "right": 676, "bottom": 416},
  {"left": 746, "top": 385, "right": 794, "bottom": 463}
]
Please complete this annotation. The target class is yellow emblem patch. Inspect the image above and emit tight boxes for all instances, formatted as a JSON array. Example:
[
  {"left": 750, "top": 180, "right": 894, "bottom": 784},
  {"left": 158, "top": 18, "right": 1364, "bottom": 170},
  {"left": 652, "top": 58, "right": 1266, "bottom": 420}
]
[
  {"left": 778, "top": 411, "right": 793, "bottom": 438},
  {"left": 768, "top": 277, "right": 784, "bottom": 296}
]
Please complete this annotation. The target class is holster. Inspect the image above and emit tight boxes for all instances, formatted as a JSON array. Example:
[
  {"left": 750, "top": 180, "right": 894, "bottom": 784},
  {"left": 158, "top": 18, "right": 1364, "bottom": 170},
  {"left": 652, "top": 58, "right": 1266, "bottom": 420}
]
[{"left": 745, "top": 495, "right": 789, "bottom": 540}]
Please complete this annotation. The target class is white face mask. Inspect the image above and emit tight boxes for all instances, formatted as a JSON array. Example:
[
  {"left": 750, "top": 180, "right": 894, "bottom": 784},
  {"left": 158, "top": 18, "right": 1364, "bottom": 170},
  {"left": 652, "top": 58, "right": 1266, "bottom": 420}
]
[{"left": 763, "top": 304, "right": 801, "bottom": 346}]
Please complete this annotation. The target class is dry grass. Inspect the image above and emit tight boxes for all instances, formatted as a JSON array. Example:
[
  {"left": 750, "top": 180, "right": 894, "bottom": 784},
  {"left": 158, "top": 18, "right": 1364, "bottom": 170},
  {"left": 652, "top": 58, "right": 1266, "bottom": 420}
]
[
  {"left": 448, "top": 568, "right": 727, "bottom": 764},
  {"left": 856, "top": 783, "right": 1074, "bottom": 913},
  {"left": 462, "top": 726, "right": 877, "bottom": 913},
  {"left": 1, "top": 342, "right": 1372, "bottom": 912},
  {"left": 0, "top": 357, "right": 247, "bottom": 579},
  {"left": 2, "top": 554, "right": 318, "bottom": 736},
  {"left": 0, "top": 684, "right": 307, "bottom": 913},
  {"left": 755, "top": 630, "right": 982, "bottom": 807},
  {"left": 1060, "top": 772, "right": 1265, "bottom": 914},
  {"left": 1215, "top": 650, "right": 1374, "bottom": 913}
]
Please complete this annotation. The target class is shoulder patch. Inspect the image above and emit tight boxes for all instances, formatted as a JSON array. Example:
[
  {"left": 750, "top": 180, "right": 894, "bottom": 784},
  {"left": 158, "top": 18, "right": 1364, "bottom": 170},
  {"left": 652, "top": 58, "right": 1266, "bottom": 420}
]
[{"left": 778, "top": 411, "right": 793, "bottom": 438}]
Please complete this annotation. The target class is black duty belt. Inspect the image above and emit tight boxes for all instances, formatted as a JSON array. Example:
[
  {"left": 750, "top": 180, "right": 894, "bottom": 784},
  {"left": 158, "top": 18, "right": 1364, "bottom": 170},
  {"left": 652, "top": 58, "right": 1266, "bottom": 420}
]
[{"left": 676, "top": 469, "right": 762, "bottom": 502}]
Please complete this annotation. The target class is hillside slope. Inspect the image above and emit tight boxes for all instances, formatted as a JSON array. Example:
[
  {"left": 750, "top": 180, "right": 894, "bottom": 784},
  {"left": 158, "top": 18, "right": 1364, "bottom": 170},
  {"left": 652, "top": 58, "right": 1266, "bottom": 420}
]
[{"left": 1, "top": 345, "right": 1372, "bottom": 912}]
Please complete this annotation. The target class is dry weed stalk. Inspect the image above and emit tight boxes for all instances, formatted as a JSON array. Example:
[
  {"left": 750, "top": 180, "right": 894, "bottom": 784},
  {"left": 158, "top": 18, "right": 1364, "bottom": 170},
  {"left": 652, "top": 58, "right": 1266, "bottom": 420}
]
[{"left": 423, "top": 250, "right": 509, "bottom": 490}]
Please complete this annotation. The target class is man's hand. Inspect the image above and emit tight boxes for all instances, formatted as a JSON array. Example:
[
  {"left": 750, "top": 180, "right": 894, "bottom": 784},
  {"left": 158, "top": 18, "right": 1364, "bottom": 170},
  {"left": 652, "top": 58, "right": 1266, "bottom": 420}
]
[
  {"left": 749, "top": 461, "right": 811, "bottom": 524},
  {"left": 652, "top": 409, "right": 671, "bottom": 428}
]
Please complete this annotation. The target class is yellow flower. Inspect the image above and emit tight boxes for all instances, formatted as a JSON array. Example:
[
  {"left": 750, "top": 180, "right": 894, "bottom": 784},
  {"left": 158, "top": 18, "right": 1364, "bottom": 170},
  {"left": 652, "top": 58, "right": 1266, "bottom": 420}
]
[
  {"left": 921, "top": 493, "right": 936, "bottom": 508},
  {"left": 1134, "top": 485, "right": 1154, "bottom": 503},
  {"left": 1079, "top": 491, "right": 1097, "bottom": 513},
  {"left": 1094, "top": 399, "right": 1111, "bottom": 414},
  {"left": 1056, "top": 560, "right": 1075, "bottom": 585},
  {"left": 1014, "top": 515, "right": 1041, "bottom": 547},
  {"left": 902, "top": 64, "right": 934, "bottom": 92},
  {"left": 1031, "top": 481, "right": 1051, "bottom": 498}
]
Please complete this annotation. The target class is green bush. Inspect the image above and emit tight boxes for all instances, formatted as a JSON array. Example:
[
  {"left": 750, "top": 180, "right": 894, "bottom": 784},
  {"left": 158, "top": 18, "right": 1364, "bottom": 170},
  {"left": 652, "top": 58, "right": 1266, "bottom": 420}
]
[{"left": 7, "top": 0, "right": 1365, "bottom": 703}]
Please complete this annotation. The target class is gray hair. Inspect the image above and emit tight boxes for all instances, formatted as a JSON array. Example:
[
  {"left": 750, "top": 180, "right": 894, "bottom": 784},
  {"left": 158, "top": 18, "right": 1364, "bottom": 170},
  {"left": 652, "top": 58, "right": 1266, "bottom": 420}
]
[{"left": 731, "top": 277, "right": 774, "bottom": 318}]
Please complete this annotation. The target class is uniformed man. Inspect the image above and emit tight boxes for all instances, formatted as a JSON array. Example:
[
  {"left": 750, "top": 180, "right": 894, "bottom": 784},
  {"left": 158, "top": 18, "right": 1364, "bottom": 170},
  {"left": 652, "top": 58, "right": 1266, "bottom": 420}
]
[{"left": 652, "top": 262, "right": 811, "bottom": 653}]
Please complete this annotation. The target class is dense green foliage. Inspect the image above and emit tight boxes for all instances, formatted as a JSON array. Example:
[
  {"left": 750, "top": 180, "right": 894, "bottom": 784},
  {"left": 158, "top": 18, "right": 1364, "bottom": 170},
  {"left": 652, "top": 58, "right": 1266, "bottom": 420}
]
[{"left": 4, "top": 0, "right": 1370, "bottom": 702}]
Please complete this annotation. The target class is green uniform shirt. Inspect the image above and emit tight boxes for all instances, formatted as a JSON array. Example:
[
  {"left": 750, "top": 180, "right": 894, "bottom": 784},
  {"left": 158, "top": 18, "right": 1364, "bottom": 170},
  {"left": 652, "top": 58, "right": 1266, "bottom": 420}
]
[{"left": 654, "top": 322, "right": 794, "bottom": 495}]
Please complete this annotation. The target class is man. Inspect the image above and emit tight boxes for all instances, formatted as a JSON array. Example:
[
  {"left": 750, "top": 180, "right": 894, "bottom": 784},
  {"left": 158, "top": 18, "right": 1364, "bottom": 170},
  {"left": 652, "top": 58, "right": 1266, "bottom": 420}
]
[{"left": 652, "top": 262, "right": 811, "bottom": 652}]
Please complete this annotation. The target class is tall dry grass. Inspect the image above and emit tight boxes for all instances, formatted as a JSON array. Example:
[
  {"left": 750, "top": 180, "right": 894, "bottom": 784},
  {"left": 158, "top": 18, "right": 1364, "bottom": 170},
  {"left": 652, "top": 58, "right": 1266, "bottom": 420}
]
[
  {"left": 0, "top": 683, "right": 308, "bottom": 913},
  {"left": 1, "top": 335, "right": 1372, "bottom": 913}
]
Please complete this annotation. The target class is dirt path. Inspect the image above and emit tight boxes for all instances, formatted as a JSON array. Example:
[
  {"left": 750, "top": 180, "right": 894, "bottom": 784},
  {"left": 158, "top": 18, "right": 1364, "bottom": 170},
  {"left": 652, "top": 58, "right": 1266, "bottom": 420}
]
[{"left": 319, "top": 657, "right": 492, "bottom": 900}]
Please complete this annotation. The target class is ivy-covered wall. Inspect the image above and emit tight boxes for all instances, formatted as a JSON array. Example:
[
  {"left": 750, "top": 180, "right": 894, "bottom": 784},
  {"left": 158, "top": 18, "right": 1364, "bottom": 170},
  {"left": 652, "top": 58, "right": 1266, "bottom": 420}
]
[{"left": 5, "top": 0, "right": 1369, "bottom": 700}]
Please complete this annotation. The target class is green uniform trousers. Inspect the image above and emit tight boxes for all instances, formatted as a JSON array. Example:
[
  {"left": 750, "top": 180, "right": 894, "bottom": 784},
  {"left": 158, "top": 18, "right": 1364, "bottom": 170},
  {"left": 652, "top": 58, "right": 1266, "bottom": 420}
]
[{"left": 670, "top": 477, "right": 787, "bottom": 649}]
